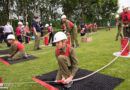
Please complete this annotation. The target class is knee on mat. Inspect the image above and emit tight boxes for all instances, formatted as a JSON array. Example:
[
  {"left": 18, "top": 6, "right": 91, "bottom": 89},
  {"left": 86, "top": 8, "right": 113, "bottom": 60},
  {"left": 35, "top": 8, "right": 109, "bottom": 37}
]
[{"left": 12, "top": 55, "right": 23, "bottom": 61}]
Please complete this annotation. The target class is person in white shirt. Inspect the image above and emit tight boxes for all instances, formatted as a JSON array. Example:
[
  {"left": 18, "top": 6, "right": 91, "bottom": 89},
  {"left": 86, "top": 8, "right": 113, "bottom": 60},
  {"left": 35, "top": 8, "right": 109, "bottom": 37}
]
[
  {"left": 4, "top": 21, "right": 14, "bottom": 47},
  {"left": 107, "top": 21, "right": 111, "bottom": 31}
]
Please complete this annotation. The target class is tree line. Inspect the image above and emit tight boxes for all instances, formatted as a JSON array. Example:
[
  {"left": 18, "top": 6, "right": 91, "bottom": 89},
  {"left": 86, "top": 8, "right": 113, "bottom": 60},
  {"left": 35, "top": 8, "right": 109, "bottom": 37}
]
[{"left": 0, "top": 0, "right": 118, "bottom": 27}]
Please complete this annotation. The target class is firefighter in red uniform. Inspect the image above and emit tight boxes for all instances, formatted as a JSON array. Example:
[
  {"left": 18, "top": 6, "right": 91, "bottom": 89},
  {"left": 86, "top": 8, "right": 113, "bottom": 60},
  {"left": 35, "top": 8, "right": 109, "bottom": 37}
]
[
  {"left": 62, "top": 23, "right": 66, "bottom": 32},
  {"left": 61, "top": 15, "right": 79, "bottom": 48},
  {"left": 120, "top": 5, "right": 130, "bottom": 38},
  {"left": 54, "top": 32, "right": 78, "bottom": 88},
  {"left": 45, "top": 24, "right": 54, "bottom": 46},
  {"left": 120, "top": 5, "right": 130, "bottom": 55},
  {"left": 7, "top": 34, "right": 27, "bottom": 61},
  {"left": 16, "top": 22, "right": 23, "bottom": 43}
]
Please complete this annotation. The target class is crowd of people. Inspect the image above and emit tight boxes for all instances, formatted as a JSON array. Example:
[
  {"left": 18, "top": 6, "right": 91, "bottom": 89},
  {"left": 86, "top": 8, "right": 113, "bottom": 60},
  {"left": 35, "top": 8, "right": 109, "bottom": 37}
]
[
  {"left": 79, "top": 23, "right": 98, "bottom": 36},
  {"left": 0, "top": 18, "right": 54, "bottom": 48},
  {"left": 0, "top": 16, "right": 99, "bottom": 49},
  {"left": 62, "top": 22, "right": 98, "bottom": 37},
  {"left": 0, "top": 21, "right": 31, "bottom": 47}
]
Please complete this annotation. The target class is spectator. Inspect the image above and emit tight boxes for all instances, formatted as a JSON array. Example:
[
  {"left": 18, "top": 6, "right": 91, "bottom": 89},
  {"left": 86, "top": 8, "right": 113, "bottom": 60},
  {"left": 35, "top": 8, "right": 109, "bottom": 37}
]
[
  {"left": 0, "top": 26, "right": 4, "bottom": 44},
  {"left": 4, "top": 21, "right": 14, "bottom": 47}
]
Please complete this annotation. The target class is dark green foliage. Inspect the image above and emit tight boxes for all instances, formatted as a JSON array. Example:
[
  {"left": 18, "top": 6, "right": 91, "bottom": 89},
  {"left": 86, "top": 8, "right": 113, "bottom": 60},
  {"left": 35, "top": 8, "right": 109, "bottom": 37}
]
[{"left": 0, "top": 0, "right": 118, "bottom": 27}]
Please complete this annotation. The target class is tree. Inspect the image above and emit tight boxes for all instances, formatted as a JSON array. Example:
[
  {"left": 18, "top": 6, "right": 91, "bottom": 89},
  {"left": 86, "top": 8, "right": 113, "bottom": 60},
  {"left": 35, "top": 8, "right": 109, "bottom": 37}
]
[{"left": 0, "top": 0, "right": 118, "bottom": 27}]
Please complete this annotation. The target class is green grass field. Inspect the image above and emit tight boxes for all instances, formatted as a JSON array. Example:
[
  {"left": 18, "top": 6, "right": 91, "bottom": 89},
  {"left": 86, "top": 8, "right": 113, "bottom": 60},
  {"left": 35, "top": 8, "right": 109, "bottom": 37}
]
[{"left": 0, "top": 28, "right": 130, "bottom": 90}]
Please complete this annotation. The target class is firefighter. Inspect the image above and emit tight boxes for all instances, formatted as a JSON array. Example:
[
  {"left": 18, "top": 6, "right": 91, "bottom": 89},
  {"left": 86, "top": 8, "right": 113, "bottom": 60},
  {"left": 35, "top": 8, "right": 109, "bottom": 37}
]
[
  {"left": 62, "top": 23, "right": 66, "bottom": 32},
  {"left": 6, "top": 34, "right": 27, "bottom": 61},
  {"left": 54, "top": 32, "right": 78, "bottom": 87},
  {"left": 61, "top": 15, "right": 79, "bottom": 48},
  {"left": 16, "top": 22, "right": 23, "bottom": 43},
  {"left": 120, "top": 5, "right": 130, "bottom": 38},
  {"left": 45, "top": 23, "right": 54, "bottom": 46},
  {"left": 115, "top": 14, "right": 123, "bottom": 41}
]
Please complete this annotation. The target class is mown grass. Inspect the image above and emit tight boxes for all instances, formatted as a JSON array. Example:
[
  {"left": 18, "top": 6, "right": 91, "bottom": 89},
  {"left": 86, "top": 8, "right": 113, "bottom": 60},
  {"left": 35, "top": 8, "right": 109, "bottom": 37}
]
[{"left": 0, "top": 28, "right": 129, "bottom": 90}]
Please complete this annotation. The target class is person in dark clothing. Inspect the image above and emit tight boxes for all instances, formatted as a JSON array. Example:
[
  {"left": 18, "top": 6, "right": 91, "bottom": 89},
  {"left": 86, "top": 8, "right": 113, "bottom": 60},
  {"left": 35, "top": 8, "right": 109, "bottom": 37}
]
[
  {"left": 0, "top": 26, "right": 4, "bottom": 43},
  {"left": 80, "top": 23, "right": 85, "bottom": 29},
  {"left": 32, "top": 16, "right": 41, "bottom": 50},
  {"left": 40, "top": 22, "right": 44, "bottom": 37}
]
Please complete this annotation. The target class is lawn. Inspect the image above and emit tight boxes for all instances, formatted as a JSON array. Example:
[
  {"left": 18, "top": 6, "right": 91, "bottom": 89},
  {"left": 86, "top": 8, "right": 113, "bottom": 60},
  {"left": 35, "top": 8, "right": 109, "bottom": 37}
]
[{"left": 0, "top": 28, "right": 129, "bottom": 90}]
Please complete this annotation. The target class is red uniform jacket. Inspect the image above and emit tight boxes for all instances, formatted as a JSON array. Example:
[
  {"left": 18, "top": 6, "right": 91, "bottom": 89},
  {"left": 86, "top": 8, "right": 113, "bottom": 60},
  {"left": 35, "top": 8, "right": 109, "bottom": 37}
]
[{"left": 12, "top": 41, "right": 24, "bottom": 50}]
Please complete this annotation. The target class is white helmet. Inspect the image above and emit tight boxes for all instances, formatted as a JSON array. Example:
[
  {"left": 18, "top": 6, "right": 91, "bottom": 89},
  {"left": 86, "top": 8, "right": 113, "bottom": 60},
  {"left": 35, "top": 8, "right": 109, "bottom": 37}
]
[
  {"left": 61, "top": 15, "right": 67, "bottom": 19},
  {"left": 45, "top": 24, "right": 49, "bottom": 27},
  {"left": 82, "top": 28, "right": 85, "bottom": 30},
  {"left": 50, "top": 23, "right": 52, "bottom": 26},
  {"left": 26, "top": 22, "right": 28, "bottom": 25},
  {"left": 7, "top": 34, "right": 15, "bottom": 40},
  {"left": 115, "top": 14, "right": 119, "bottom": 18},
  {"left": 18, "top": 21, "right": 23, "bottom": 25},
  {"left": 123, "top": 5, "right": 129, "bottom": 9},
  {"left": 53, "top": 32, "right": 67, "bottom": 43}
]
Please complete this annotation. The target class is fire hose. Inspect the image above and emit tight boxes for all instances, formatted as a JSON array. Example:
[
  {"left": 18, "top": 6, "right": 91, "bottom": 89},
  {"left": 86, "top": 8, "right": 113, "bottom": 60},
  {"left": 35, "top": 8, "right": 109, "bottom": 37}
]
[
  {"left": 0, "top": 40, "right": 129, "bottom": 87},
  {"left": 73, "top": 40, "right": 129, "bottom": 82}
]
